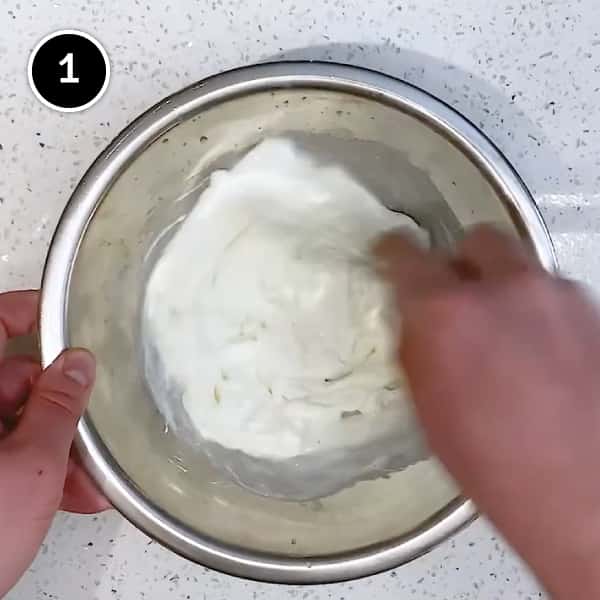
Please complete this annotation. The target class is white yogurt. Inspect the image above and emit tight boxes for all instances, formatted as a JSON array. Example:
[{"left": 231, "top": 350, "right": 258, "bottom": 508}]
[{"left": 144, "top": 138, "right": 427, "bottom": 461}]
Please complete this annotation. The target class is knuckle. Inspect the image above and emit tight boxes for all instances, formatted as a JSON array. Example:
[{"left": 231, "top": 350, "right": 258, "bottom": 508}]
[
  {"left": 401, "top": 288, "right": 480, "bottom": 369},
  {"left": 514, "top": 269, "right": 548, "bottom": 289},
  {"left": 35, "top": 388, "right": 80, "bottom": 421},
  {"left": 464, "top": 224, "right": 499, "bottom": 245},
  {"left": 498, "top": 269, "right": 550, "bottom": 298},
  {"left": 414, "top": 288, "right": 476, "bottom": 335}
]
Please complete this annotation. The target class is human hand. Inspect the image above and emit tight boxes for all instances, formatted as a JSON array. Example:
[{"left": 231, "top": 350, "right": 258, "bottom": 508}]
[
  {"left": 0, "top": 291, "right": 109, "bottom": 596},
  {"left": 376, "top": 226, "right": 600, "bottom": 600}
]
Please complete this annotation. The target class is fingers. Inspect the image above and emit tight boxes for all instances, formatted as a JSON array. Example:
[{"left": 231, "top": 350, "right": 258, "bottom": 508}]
[
  {"left": 60, "top": 454, "right": 111, "bottom": 514},
  {"left": 373, "top": 233, "right": 458, "bottom": 310},
  {"left": 7, "top": 349, "right": 96, "bottom": 465},
  {"left": 0, "top": 348, "right": 96, "bottom": 592},
  {"left": 0, "top": 291, "right": 39, "bottom": 357},
  {"left": 0, "top": 356, "right": 41, "bottom": 419},
  {"left": 374, "top": 226, "right": 540, "bottom": 300},
  {"left": 0, "top": 350, "right": 107, "bottom": 515},
  {"left": 456, "top": 225, "right": 539, "bottom": 278}
]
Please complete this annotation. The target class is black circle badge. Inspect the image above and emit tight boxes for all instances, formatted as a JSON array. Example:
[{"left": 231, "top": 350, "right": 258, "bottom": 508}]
[{"left": 28, "top": 30, "right": 110, "bottom": 113}]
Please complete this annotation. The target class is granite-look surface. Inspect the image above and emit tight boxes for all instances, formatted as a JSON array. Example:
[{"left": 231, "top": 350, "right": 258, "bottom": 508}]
[{"left": 3, "top": 0, "right": 600, "bottom": 597}]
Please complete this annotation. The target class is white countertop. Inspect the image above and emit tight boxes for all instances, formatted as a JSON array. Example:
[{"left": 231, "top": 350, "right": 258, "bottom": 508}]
[{"left": 3, "top": 0, "right": 599, "bottom": 598}]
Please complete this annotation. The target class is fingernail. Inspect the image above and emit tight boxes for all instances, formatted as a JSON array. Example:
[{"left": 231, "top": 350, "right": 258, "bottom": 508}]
[{"left": 61, "top": 349, "right": 95, "bottom": 387}]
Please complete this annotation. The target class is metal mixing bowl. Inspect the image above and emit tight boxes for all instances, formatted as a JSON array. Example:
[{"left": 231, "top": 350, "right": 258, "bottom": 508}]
[{"left": 40, "top": 62, "right": 556, "bottom": 583}]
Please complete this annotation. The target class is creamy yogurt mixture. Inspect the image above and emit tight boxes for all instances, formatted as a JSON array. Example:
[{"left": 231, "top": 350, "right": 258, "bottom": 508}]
[{"left": 144, "top": 138, "right": 427, "bottom": 462}]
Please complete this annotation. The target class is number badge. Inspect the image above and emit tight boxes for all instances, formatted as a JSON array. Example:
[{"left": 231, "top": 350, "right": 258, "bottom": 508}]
[{"left": 28, "top": 29, "right": 110, "bottom": 113}]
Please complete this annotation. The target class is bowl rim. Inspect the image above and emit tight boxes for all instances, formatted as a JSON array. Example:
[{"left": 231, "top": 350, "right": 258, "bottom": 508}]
[{"left": 40, "top": 60, "right": 556, "bottom": 584}]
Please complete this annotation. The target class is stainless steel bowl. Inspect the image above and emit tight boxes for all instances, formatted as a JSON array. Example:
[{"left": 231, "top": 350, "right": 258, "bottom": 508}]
[{"left": 40, "top": 62, "right": 556, "bottom": 583}]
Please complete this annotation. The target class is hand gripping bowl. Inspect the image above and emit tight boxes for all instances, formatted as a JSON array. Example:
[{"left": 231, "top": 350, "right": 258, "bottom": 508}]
[{"left": 40, "top": 62, "right": 556, "bottom": 583}]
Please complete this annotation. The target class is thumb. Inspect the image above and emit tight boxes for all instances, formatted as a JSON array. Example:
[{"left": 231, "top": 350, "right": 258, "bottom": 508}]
[{"left": 11, "top": 348, "right": 95, "bottom": 465}]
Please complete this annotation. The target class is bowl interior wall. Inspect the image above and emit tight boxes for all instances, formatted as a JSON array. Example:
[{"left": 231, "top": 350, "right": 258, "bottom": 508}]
[{"left": 67, "top": 87, "right": 514, "bottom": 556}]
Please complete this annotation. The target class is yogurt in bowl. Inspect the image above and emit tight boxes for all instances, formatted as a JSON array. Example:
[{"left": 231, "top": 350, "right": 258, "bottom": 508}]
[{"left": 143, "top": 137, "right": 428, "bottom": 500}]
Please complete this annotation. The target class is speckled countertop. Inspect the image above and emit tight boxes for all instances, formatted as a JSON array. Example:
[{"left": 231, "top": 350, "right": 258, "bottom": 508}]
[{"left": 3, "top": 0, "right": 600, "bottom": 598}]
